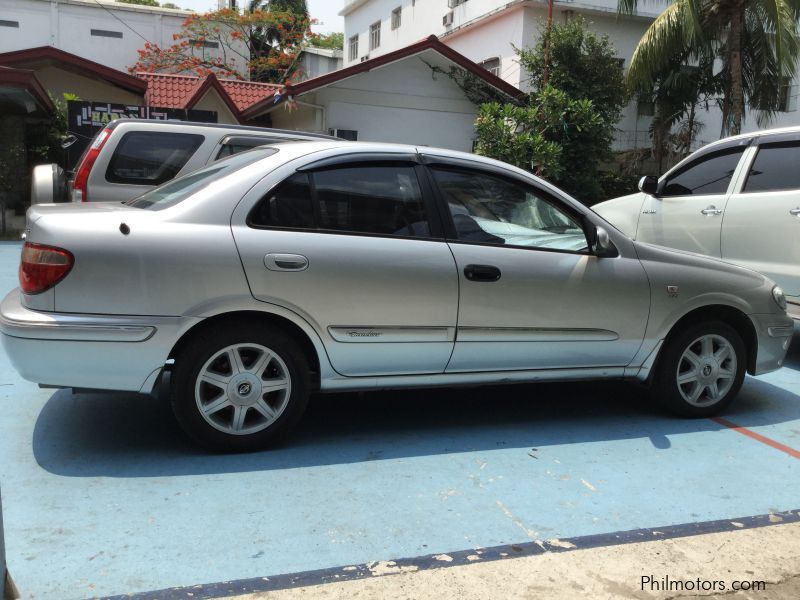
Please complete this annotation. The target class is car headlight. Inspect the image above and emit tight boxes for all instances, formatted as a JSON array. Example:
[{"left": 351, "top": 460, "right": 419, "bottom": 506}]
[{"left": 772, "top": 286, "right": 787, "bottom": 311}]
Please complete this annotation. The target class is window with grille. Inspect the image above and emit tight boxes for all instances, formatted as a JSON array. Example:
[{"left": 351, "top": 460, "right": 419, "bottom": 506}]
[
  {"left": 348, "top": 35, "right": 359, "bottom": 61},
  {"left": 369, "top": 21, "right": 381, "bottom": 50},
  {"left": 391, "top": 7, "right": 402, "bottom": 30}
]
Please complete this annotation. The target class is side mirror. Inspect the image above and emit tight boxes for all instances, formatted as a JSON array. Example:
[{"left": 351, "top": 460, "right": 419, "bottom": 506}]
[
  {"left": 638, "top": 175, "right": 659, "bottom": 196},
  {"left": 585, "top": 222, "right": 618, "bottom": 258}
]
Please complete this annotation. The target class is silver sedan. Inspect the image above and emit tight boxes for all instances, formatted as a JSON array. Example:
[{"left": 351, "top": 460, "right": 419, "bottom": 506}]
[{"left": 1, "top": 142, "right": 793, "bottom": 451}]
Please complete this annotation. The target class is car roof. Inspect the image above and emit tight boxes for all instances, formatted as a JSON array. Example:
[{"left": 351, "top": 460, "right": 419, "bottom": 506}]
[
  {"left": 702, "top": 124, "right": 800, "bottom": 150},
  {"left": 106, "top": 118, "right": 340, "bottom": 140}
]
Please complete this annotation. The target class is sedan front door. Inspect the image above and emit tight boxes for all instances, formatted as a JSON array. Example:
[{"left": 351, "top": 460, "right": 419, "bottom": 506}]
[{"left": 423, "top": 159, "right": 651, "bottom": 373}]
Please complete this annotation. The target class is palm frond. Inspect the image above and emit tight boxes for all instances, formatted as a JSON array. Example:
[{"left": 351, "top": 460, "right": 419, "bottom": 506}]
[{"left": 627, "top": 1, "right": 708, "bottom": 91}]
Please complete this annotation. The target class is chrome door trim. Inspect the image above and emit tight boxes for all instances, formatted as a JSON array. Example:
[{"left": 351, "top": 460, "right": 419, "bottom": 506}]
[
  {"left": 328, "top": 326, "right": 455, "bottom": 343},
  {"left": 456, "top": 327, "right": 620, "bottom": 342}
]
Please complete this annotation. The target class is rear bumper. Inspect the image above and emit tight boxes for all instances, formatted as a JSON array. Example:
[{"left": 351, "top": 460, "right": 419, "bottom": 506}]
[
  {"left": 750, "top": 313, "right": 794, "bottom": 375},
  {"left": 0, "top": 289, "right": 198, "bottom": 392}
]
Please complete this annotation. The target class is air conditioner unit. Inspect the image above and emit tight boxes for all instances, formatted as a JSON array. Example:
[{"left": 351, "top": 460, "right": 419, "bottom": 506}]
[
  {"left": 329, "top": 129, "right": 358, "bottom": 141},
  {"left": 442, "top": 11, "right": 454, "bottom": 27}
]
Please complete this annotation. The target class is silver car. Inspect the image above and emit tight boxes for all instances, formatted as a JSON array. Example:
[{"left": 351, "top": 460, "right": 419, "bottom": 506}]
[{"left": 2, "top": 142, "right": 793, "bottom": 451}]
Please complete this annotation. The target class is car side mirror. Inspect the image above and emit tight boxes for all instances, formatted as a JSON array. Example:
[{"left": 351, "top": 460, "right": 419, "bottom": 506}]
[
  {"left": 585, "top": 222, "right": 618, "bottom": 258},
  {"left": 638, "top": 175, "right": 659, "bottom": 196}
]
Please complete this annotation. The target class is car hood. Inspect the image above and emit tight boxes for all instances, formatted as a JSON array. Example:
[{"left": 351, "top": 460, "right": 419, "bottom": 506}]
[{"left": 633, "top": 240, "right": 768, "bottom": 283}]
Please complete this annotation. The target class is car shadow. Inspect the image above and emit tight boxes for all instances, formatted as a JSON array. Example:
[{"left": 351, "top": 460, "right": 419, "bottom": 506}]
[{"left": 32, "top": 365, "right": 800, "bottom": 478}]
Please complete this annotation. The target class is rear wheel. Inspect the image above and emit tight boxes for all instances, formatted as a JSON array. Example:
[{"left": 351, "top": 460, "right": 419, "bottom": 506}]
[
  {"left": 171, "top": 321, "right": 309, "bottom": 452},
  {"left": 652, "top": 321, "right": 746, "bottom": 417}
]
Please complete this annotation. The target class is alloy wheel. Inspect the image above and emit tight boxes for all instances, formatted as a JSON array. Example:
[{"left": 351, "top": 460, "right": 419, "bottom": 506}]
[
  {"left": 194, "top": 343, "right": 292, "bottom": 435},
  {"left": 675, "top": 334, "right": 737, "bottom": 407}
]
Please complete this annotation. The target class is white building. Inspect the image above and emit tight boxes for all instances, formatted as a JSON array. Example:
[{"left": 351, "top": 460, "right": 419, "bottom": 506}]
[
  {"left": 298, "top": 46, "right": 344, "bottom": 81},
  {"left": 0, "top": 0, "right": 249, "bottom": 77},
  {"left": 340, "top": 0, "right": 800, "bottom": 150},
  {"left": 242, "top": 37, "right": 523, "bottom": 152}
]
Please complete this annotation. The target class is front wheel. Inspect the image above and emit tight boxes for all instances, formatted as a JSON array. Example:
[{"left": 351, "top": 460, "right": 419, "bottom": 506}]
[
  {"left": 171, "top": 321, "right": 310, "bottom": 452},
  {"left": 652, "top": 321, "right": 746, "bottom": 417}
]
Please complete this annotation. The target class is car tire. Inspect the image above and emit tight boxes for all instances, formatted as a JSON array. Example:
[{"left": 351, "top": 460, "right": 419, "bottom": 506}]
[
  {"left": 171, "top": 320, "right": 310, "bottom": 452},
  {"left": 653, "top": 321, "right": 746, "bottom": 417}
]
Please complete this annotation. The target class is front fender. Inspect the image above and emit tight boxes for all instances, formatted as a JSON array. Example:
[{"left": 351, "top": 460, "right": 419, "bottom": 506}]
[{"left": 592, "top": 193, "right": 647, "bottom": 238}]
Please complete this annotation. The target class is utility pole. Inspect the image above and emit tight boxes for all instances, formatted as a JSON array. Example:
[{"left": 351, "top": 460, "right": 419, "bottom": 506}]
[{"left": 542, "top": 0, "right": 554, "bottom": 86}]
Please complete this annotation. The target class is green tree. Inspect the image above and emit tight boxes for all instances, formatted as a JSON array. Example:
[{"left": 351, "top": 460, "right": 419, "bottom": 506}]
[
  {"left": 519, "top": 18, "right": 627, "bottom": 126},
  {"left": 634, "top": 50, "right": 718, "bottom": 171},
  {"left": 620, "top": 0, "right": 800, "bottom": 136},
  {"left": 246, "top": 0, "right": 309, "bottom": 78},
  {"left": 131, "top": 8, "right": 310, "bottom": 82},
  {"left": 309, "top": 32, "right": 344, "bottom": 50},
  {"left": 475, "top": 18, "right": 626, "bottom": 202},
  {"left": 474, "top": 88, "right": 603, "bottom": 185}
]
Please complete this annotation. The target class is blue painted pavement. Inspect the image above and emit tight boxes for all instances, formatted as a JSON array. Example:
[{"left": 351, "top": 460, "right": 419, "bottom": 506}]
[{"left": 0, "top": 241, "right": 798, "bottom": 598}]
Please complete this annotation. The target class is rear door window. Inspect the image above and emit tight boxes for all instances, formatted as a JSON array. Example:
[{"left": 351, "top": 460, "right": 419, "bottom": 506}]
[
  {"left": 248, "top": 163, "right": 433, "bottom": 238},
  {"left": 248, "top": 173, "right": 315, "bottom": 228},
  {"left": 743, "top": 142, "right": 800, "bottom": 192},
  {"left": 106, "top": 131, "right": 204, "bottom": 185},
  {"left": 312, "top": 165, "right": 430, "bottom": 237}
]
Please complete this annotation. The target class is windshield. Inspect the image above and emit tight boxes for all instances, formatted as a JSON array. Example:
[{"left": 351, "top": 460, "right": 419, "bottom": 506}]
[{"left": 125, "top": 147, "right": 278, "bottom": 210}]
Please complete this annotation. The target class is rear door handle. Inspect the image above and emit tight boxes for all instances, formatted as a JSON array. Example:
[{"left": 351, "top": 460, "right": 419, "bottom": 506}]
[
  {"left": 700, "top": 206, "right": 723, "bottom": 216},
  {"left": 790, "top": 207, "right": 800, "bottom": 216},
  {"left": 264, "top": 253, "right": 309, "bottom": 271},
  {"left": 464, "top": 264, "right": 501, "bottom": 282}
]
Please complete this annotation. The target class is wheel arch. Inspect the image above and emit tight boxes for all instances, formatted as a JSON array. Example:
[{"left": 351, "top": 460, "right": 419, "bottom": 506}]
[
  {"left": 166, "top": 310, "right": 325, "bottom": 391},
  {"left": 660, "top": 304, "right": 758, "bottom": 376}
]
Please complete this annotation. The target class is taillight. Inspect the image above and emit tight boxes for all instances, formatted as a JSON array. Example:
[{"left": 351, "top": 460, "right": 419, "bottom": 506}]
[
  {"left": 19, "top": 242, "right": 74, "bottom": 295},
  {"left": 71, "top": 127, "right": 112, "bottom": 202}
]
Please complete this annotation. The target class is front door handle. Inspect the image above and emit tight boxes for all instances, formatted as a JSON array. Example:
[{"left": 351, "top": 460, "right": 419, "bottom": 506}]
[
  {"left": 264, "top": 253, "right": 309, "bottom": 271},
  {"left": 464, "top": 264, "right": 501, "bottom": 282},
  {"left": 701, "top": 206, "right": 723, "bottom": 216},
  {"left": 790, "top": 207, "right": 800, "bottom": 216}
]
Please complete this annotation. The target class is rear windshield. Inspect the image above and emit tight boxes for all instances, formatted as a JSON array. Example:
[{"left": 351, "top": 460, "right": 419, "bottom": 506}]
[{"left": 125, "top": 148, "right": 278, "bottom": 210}]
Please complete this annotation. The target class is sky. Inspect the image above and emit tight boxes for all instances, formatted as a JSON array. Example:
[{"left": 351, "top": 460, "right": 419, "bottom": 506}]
[{"left": 177, "top": 1, "right": 345, "bottom": 34}]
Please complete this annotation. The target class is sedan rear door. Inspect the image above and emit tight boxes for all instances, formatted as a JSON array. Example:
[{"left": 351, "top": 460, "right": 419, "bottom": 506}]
[{"left": 231, "top": 154, "right": 459, "bottom": 377}]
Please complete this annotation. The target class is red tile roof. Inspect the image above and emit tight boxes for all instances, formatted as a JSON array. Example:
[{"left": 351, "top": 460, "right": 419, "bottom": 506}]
[
  {"left": 138, "top": 72, "right": 201, "bottom": 108},
  {"left": 137, "top": 72, "right": 280, "bottom": 121},
  {"left": 219, "top": 79, "right": 281, "bottom": 112}
]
